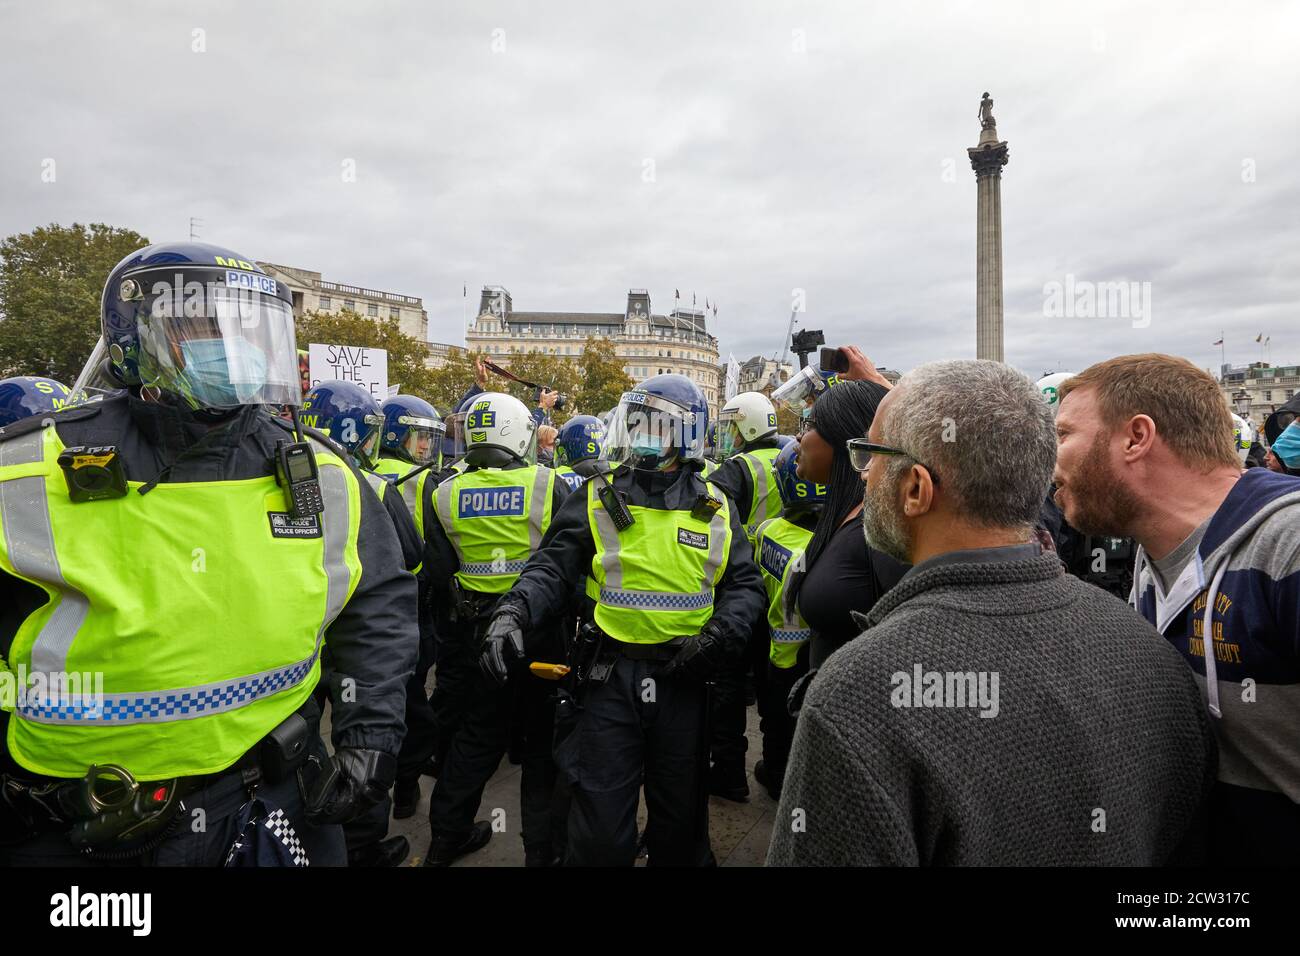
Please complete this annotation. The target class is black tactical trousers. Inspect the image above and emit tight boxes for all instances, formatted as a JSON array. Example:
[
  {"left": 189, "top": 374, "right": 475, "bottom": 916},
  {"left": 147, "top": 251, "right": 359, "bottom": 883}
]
[
  {"left": 709, "top": 621, "right": 767, "bottom": 772},
  {"left": 556, "top": 657, "right": 713, "bottom": 867},
  {"left": 426, "top": 626, "right": 561, "bottom": 850},
  {"left": 756, "top": 650, "right": 808, "bottom": 778}
]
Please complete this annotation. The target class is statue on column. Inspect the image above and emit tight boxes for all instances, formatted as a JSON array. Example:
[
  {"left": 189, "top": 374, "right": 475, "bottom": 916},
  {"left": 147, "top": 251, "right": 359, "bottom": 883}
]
[{"left": 979, "top": 92, "right": 996, "bottom": 129}]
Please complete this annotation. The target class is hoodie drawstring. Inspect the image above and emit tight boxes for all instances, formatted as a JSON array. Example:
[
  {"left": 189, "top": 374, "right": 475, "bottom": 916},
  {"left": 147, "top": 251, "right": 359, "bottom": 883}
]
[{"left": 1201, "top": 561, "right": 1228, "bottom": 719}]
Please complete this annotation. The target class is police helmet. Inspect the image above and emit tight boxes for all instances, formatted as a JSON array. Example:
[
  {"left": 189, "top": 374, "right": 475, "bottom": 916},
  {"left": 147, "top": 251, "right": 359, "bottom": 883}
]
[
  {"left": 0, "top": 377, "right": 74, "bottom": 428},
  {"left": 98, "top": 242, "right": 300, "bottom": 410},
  {"left": 303, "top": 380, "right": 385, "bottom": 469},
  {"left": 461, "top": 392, "right": 537, "bottom": 468},
  {"left": 774, "top": 440, "right": 826, "bottom": 509},
  {"left": 717, "top": 391, "right": 779, "bottom": 457},
  {"left": 381, "top": 394, "right": 444, "bottom": 466},
  {"left": 603, "top": 373, "right": 708, "bottom": 472},
  {"left": 554, "top": 415, "right": 607, "bottom": 468}
]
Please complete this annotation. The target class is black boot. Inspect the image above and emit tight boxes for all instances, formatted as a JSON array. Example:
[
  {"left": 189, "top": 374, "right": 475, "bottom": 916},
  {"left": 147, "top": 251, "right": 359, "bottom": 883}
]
[
  {"left": 393, "top": 777, "right": 420, "bottom": 819},
  {"left": 422, "top": 821, "right": 493, "bottom": 867},
  {"left": 753, "top": 759, "right": 783, "bottom": 801},
  {"left": 524, "top": 843, "right": 560, "bottom": 867},
  {"left": 348, "top": 835, "right": 410, "bottom": 867},
  {"left": 708, "top": 763, "right": 749, "bottom": 803}
]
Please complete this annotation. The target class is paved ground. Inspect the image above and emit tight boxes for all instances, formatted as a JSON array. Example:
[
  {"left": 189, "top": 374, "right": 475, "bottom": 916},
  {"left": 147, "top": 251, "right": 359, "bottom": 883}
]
[{"left": 382, "top": 704, "right": 778, "bottom": 867}]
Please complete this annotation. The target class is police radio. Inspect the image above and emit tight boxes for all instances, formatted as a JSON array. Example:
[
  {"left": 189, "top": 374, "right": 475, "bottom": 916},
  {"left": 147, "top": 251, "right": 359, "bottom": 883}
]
[
  {"left": 275, "top": 440, "right": 324, "bottom": 518},
  {"left": 274, "top": 409, "right": 324, "bottom": 518}
]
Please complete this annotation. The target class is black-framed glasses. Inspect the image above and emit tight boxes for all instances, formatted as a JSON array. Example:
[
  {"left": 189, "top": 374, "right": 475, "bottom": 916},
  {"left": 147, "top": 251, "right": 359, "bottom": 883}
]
[
  {"left": 798, "top": 415, "right": 816, "bottom": 436},
  {"left": 845, "top": 438, "right": 940, "bottom": 485}
]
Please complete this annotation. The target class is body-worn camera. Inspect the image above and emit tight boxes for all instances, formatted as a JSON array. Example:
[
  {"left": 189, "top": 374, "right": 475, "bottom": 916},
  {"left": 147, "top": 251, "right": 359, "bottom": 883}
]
[{"left": 57, "top": 445, "right": 128, "bottom": 502}]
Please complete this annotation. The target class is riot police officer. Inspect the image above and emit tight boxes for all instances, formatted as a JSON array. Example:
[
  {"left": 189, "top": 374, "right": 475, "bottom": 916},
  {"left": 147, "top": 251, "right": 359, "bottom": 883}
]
[
  {"left": 704, "top": 392, "right": 788, "bottom": 802},
  {"left": 552, "top": 414, "right": 607, "bottom": 493},
  {"left": 0, "top": 241, "right": 418, "bottom": 866},
  {"left": 375, "top": 393, "right": 444, "bottom": 521},
  {"left": 483, "top": 373, "right": 766, "bottom": 866},
  {"left": 301, "top": 379, "right": 425, "bottom": 865},
  {"left": 750, "top": 441, "right": 823, "bottom": 801},
  {"left": 422, "top": 392, "right": 569, "bottom": 866}
]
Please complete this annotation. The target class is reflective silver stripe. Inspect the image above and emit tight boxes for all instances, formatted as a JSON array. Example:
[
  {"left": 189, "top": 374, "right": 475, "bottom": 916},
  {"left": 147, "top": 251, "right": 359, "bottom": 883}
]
[
  {"left": 527, "top": 466, "right": 550, "bottom": 550},
  {"left": 435, "top": 476, "right": 464, "bottom": 563},
  {"left": 361, "top": 470, "right": 387, "bottom": 499},
  {"left": 400, "top": 472, "right": 421, "bottom": 517},
  {"left": 599, "top": 586, "right": 712, "bottom": 612},
  {"left": 771, "top": 627, "right": 811, "bottom": 644},
  {"left": 17, "top": 456, "right": 353, "bottom": 725},
  {"left": 700, "top": 504, "right": 728, "bottom": 593},
  {"left": 591, "top": 484, "right": 624, "bottom": 588},
  {"left": 2, "top": 428, "right": 87, "bottom": 676},
  {"left": 742, "top": 452, "right": 772, "bottom": 533},
  {"left": 461, "top": 559, "right": 529, "bottom": 576}
]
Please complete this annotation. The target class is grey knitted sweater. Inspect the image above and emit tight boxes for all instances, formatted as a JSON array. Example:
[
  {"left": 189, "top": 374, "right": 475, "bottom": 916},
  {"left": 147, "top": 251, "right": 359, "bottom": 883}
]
[{"left": 766, "top": 552, "right": 1217, "bottom": 866}]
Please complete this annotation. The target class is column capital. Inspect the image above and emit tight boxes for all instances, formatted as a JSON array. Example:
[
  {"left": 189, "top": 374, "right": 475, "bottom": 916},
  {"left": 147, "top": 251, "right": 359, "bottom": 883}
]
[{"left": 968, "top": 141, "right": 1010, "bottom": 179}]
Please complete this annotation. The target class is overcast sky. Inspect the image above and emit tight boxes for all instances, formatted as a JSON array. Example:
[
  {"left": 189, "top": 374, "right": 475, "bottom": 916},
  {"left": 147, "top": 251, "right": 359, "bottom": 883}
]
[{"left": 2, "top": 0, "right": 1297, "bottom": 379}]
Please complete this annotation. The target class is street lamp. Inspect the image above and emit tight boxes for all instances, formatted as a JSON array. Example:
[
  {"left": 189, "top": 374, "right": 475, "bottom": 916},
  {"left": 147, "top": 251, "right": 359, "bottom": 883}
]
[{"left": 1233, "top": 390, "right": 1252, "bottom": 416}]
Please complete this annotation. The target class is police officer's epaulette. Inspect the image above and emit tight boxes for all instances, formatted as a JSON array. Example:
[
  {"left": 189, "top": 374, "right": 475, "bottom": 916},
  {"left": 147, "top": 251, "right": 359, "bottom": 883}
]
[{"left": 0, "top": 403, "right": 103, "bottom": 443}]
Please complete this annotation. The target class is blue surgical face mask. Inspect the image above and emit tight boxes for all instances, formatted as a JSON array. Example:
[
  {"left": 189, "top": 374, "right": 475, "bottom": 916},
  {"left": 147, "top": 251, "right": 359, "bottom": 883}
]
[
  {"left": 179, "top": 337, "right": 268, "bottom": 408},
  {"left": 1273, "top": 423, "right": 1300, "bottom": 468}
]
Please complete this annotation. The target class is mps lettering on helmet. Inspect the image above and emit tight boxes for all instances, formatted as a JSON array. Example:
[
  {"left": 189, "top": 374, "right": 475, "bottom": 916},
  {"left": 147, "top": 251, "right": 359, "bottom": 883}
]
[
  {"left": 213, "top": 256, "right": 261, "bottom": 272},
  {"left": 466, "top": 410, "right": 496, "bottom": 429},
  {"left": 458, "top": 487, "right": 526, "bottom": 518},
  {"left": 223, "top": 270, "right": 278, "bottom": 296},
  {"left": 759, "top": 536, "right": 794, "bottom": 580},
  {"left": 472, "top": 400, "right": 491, "bottom": 410}
]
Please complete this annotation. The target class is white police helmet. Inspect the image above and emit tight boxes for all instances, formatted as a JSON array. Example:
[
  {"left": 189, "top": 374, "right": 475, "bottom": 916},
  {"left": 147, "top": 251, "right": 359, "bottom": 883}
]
[
  {"left": 717, "top": 391, "right": 778, "bottom": 456},
  {"left": 462, "top": 391, "right": 537, "bottom": 467}
]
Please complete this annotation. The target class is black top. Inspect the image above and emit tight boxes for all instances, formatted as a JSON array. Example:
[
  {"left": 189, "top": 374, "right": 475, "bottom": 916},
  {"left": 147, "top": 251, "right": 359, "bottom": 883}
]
[{"left": 798, "top": 517, "right": 909, "bottom": 668}]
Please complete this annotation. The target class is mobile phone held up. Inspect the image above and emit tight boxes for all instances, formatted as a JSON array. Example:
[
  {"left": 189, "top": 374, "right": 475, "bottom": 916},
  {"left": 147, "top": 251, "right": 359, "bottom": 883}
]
[{"left": 819, "top": 346, "right": 850, "bottom": 374}]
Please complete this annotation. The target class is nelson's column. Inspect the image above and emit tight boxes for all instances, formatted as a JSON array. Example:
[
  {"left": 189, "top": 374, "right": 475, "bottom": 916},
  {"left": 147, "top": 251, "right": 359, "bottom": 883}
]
[{"left": 968, "top": 92, "right": 1010, "bottom": 362}]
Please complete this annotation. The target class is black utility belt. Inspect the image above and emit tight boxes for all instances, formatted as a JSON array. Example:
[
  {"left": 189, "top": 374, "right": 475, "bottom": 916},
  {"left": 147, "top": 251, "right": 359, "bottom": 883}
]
[
  {"left": 0, "top": 710, "right": 311, "bottom": 853},
  {"left": 605, "top": 634, "right": 689, "bottom": 662}
]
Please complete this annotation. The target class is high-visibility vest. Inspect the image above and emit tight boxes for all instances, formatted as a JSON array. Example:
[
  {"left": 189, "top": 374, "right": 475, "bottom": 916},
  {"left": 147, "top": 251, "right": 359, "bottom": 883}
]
[
  {"left": 432, "top": 464, "right": 555, "bottom": 594},
  {"left": 0, "top": 423, "right": 363, "bottom": 780},
  {"left": 735, "top": 446, "right": 782, "bottom": 540},
  {"left": 554, "top": 466, "right": 585, "bottom": 493},
  {"left": 583, "top": 479, "right": 733, "bottom": 645},
  {"left": 754, "top": 516, "right": 813, "bottom": 669},
  {"left": 374, "top": 454, "right": 423, "bottom": 535},
  {"left": 700, "top": 459, "right": 719, "bottom": 478}
]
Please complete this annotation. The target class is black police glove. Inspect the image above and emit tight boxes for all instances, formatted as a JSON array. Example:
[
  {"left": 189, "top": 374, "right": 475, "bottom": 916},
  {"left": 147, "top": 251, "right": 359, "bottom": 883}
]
[
  {"left": 661, "top": 624, "right": 729, "bottom": 682},
  {"left": 303, "top": 747, "right": 397, "bottom": 826},
  {"left": 479, "top": 604, "right": 527, "bottom": 687}
]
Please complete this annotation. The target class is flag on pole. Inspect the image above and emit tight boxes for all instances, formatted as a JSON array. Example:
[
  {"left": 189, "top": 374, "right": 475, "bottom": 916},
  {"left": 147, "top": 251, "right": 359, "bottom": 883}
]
[
  {"left": 675, "top": 288, "right": 680, "bottom": 300},
  {"left": 1256, "top": 333, "right": 1263, "bottom": 343},
  {"left": 725, "top": 353, "right": 741, "bottom": 401},
  {"left": 463, "top": 284, "right": 466, "bottom": 297},
  {"left": 692, "top": 292, "right": 696, "bottom": 307},
  {"left": 1212, "top": 337, "right": 1224, "bottom": 346},
  {"left": 712, "top": 301, "right": 717, "bottom": 317}
]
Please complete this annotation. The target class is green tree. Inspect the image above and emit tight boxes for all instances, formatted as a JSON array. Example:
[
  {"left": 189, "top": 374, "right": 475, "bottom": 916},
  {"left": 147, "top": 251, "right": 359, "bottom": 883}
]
[
  {"left": 423, "top": 347, "right": 484, "bottom": 414},
  {"left": 575, "top": 336, "right": 634, "bottom": 417},
  {"left": 502, "top": 349, "right": 582, "bottom": 423},
  {"left": 0, "top": 222, "right": 150, "bottom": 382},
  {"left": 295, "top": 309, "right": 442, "bottom": 406}
]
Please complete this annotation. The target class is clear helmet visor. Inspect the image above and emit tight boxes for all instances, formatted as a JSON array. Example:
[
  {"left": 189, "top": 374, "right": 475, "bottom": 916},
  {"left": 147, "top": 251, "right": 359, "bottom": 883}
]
[
  {"left": 135, "top": 278, "right": 300, "bottom": 409},
  {"left": 716, "top": 410, "right": 744, "bottom": 458},
  {"left": 771, "top": 364, "right": 832, "bottom": 415},
  {"left": 402, "top": 419, "right": 445, "bottom": 466},
  {"left": 441, "top": 411, "right": 468, "bottom": 461},
  {"left": 602, "top": 391, "right": 703, "bottom": 471}
]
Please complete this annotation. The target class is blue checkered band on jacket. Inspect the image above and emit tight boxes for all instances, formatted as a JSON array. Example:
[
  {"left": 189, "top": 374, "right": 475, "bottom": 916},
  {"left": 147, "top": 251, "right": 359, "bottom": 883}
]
[
  {"left": 460, "top": 559, "right": 529, "bottom": 576},
  {"left": 599, "top": 586, "right": 713, "bottom": 611},
  {"left": 17, "top": 649, "right": 320, "bottom": 724},
  {"left": 772, "top": 627, "right": 811, "bottom": 644}
]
